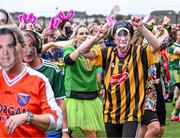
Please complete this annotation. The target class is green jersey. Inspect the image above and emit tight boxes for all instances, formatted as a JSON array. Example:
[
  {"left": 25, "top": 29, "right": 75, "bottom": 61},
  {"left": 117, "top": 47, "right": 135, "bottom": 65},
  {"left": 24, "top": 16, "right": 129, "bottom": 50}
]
[
  {"left": 168, "top": 43, "right": 180, "bottom": 70},
  {"left": 63, "top": 45, "right": 99, "bottom": 97},
  {"left": 36, "top": 59, "right": 65, "bottom": 99},
  {"left": 168, "top": 43, "right": 180, "bottom": 84}
]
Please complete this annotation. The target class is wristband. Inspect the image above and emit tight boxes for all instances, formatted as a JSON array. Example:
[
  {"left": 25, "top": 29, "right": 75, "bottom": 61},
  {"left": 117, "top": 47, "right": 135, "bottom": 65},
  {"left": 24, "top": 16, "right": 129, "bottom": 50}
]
[{"left": 62, "top": 128, "right": 68, "bottom": 132}]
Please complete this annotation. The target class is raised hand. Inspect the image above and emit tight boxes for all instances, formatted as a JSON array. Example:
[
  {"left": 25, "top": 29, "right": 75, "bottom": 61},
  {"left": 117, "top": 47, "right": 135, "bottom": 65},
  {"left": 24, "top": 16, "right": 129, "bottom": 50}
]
[
  {"left": 95, "top": 23, "right": 109, "bottom": 41},
  {"left": 162, "top": 16, "right": 171, "bottom": 25},
  {"left": 131, "top": 16, "right": 143, "bottom": 28}
]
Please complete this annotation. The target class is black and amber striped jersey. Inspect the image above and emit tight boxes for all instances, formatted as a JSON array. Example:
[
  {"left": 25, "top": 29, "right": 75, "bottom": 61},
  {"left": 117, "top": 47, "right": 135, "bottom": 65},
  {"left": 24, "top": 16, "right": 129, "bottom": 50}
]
[{"left": 92, "top": 45, "right": 155, "bottom": 124}]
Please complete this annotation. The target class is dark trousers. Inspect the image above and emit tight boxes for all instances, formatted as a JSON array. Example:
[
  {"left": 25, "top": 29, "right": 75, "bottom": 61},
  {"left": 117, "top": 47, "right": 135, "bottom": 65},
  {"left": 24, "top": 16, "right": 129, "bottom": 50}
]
[{"left": 105, "top": 121, "right": 138, "bottom": 138}]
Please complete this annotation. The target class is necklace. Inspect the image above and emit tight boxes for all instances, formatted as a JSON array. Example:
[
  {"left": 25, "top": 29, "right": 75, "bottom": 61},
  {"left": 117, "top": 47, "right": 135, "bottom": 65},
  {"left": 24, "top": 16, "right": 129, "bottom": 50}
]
[
  {"left": 81, "top": 55, "right": 93, "bottom": 71},
  {"left": 73, "top": 45, "right": 93, "bottom": 71}
]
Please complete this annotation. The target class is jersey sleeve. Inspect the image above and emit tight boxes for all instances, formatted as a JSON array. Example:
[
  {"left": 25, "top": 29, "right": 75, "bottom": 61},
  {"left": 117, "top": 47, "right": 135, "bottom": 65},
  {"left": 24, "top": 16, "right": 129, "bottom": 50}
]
[
  {"left": 91, "top": 45, "right": 103, "bottom": 67},
  {"left": 168, "top": 45, "right": 176, "bottom": 54},
  {"left": 63, "top": 45, "right": 75, "bottom": 58},
  {"left": 144, "top": 45, "right": 156, "bottom": 67},
  {"left": 39, "top": 78, "right": 62, "bottom": 130}
]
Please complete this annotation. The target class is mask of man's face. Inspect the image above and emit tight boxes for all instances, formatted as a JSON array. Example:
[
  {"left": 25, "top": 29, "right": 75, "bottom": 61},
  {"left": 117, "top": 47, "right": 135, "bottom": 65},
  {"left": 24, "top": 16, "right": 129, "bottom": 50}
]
[
  {"left": 0, "top": 34, "right": 17, "bottom": 71},
  {"left": 65, "top": 26, "right": 73, "bottom": 39},
  {"left": 115, "top": 28, "right": 130, "bottom": 44},
  {"left": 115, "top": 28, "right": 131, "bottom": 54}
]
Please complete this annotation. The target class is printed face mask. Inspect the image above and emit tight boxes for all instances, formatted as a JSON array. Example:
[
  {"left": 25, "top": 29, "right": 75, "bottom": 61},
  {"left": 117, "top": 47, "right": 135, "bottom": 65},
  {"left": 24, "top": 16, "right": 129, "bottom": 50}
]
[{"left": 115, "top": 28, "right": 131, "bottom": 55}]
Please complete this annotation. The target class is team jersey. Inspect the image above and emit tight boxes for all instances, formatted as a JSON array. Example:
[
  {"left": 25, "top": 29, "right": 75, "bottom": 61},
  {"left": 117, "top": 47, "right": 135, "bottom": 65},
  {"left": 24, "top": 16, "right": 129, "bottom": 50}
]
[
  {"left": 63, "top": 45, "right": 99, "bottom": 97},
  {"left": 168, "top": 43, "right": 180, "bottom": 69},
  {"left": 35, "top": 59, "right": 65, "bottom": 99},
  {"left": 0, "top": 66, "right": 61, "bottom": 137},
  {"left": 168, "top": 43, "right": 180, "bottom": 84},
  {"left": 42, "top": 48, "right": 64, "bottom": 70},
  {"left": 92, "top": 44, "right": 155, "bottom": 124}
]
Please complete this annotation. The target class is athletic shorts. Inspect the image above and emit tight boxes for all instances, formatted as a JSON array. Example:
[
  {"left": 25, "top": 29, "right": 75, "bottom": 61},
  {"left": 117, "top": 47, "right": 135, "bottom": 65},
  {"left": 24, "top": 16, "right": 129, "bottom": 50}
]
[{"left": 141, "top": 110, "right": 158, "bottom": 126}]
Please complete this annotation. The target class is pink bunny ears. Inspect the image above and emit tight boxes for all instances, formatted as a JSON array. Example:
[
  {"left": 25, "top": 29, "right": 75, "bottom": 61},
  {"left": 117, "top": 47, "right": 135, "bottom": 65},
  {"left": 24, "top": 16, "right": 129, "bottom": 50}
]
[
  {"left": 48, "top": 10, "right": 75, "bottom": 31},
  {"left": 106, "top": 16, "right": 117, "bottom": 28},
  {"left": 57, "top": 10, "right": 75, "bottom": 22},
  {"left": 18, "top": 13, "right": 37, "bottom": 24},
  {"left": 48, "top": 17, "right": 60, "bottom": 30}
]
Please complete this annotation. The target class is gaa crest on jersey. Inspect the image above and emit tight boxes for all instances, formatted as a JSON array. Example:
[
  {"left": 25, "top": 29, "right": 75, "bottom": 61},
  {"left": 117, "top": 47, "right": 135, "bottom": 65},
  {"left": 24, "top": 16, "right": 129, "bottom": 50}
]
[
  {"left": 110, "top": 72, "right": 129, "bottom": 86},
  {"left": 17, "top": 93, "right": 30, "bottom": 106}
]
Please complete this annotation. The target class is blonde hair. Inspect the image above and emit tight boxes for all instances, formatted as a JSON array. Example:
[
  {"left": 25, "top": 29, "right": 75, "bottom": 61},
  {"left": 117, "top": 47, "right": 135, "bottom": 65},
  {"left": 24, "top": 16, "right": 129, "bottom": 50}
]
[
  {"left": 70, "top": 24, "right": 88, "bottom": 45},
  {"left": 70, "top": 24, "right": 88, "bottom": 39}
]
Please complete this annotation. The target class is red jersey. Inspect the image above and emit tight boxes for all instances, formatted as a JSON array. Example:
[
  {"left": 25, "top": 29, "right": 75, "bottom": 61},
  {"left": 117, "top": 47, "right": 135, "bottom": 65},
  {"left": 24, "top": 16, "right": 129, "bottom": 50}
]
[{"left": 0, "top": 66, "right": 60, "bottom": 137}]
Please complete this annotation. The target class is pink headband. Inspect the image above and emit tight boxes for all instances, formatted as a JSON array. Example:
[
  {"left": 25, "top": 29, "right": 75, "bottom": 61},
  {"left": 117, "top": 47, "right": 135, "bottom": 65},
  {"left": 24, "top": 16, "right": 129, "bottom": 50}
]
[
  {"left": 57, "top": 10, "right": 75, "bottom": 22},
  {"left": 18, "top": 13, "right": 37, "bottom": 24}
]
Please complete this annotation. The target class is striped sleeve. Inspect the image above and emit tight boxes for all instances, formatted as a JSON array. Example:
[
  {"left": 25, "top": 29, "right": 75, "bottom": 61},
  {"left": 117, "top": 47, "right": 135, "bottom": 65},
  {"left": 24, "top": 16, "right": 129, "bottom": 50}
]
[
  {"left": 92, "top": 46, "right": 110, "bottom": 69},
  {"left": 168, "top": 45, "right": 179, "bottom": 54},
  {"left": 92, "top": 45, "right": 103, "bottom": 67},
  {"left": 145, "top": 45, "right": 156, "bottom": 67}
]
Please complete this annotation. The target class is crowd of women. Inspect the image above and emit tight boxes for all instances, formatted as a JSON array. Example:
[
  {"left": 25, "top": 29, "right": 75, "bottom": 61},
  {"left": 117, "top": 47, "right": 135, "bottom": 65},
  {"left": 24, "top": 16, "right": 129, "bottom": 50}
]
[{"left": 0, "top": 8, "right": 179, "bottom": 138}]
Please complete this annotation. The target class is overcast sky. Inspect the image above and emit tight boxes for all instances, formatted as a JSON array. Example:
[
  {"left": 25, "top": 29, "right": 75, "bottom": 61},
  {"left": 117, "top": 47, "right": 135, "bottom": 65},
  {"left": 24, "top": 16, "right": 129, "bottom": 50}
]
[{"left": 0, "top": 0, "right": 179, "bottom": 17}]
